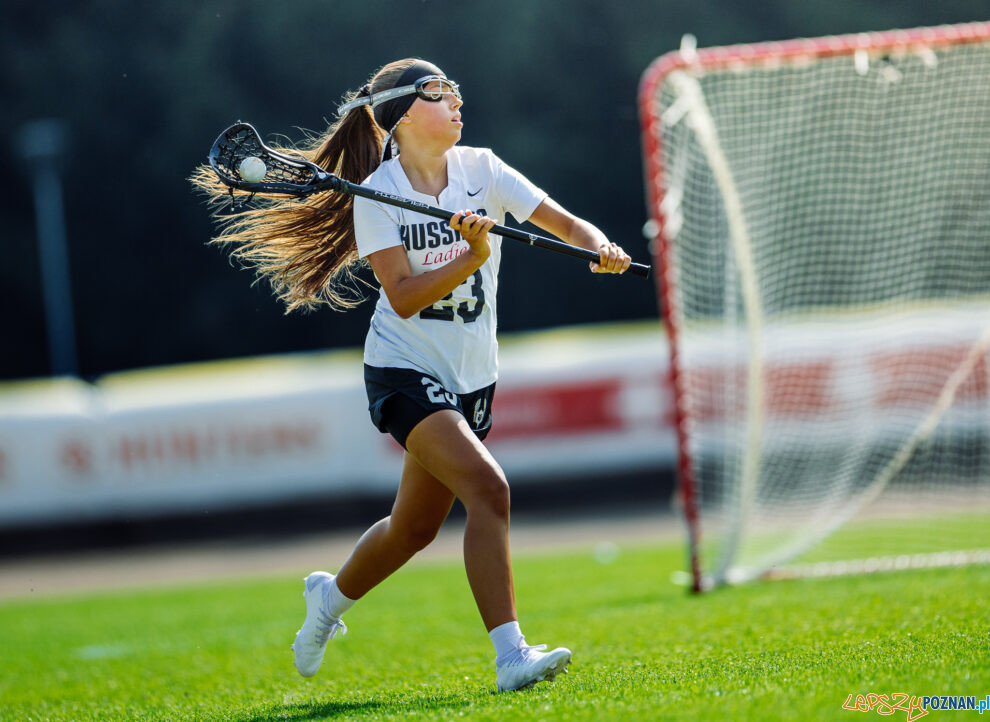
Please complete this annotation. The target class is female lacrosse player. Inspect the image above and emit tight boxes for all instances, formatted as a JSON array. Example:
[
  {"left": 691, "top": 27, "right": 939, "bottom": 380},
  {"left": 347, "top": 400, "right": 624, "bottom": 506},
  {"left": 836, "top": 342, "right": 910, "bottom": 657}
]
[{"left": 195, "top": 58, "right": 630, "bottom": 692}]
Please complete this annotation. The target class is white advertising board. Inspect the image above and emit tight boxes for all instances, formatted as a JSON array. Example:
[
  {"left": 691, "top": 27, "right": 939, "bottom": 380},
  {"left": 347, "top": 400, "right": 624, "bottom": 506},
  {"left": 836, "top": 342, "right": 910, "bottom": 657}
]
[{"left": 0, "top": 324, "right": 674, "bottom": 527}]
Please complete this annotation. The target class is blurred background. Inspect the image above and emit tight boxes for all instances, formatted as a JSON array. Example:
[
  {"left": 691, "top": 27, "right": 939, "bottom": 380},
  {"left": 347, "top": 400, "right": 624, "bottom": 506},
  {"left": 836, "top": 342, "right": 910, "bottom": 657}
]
[
  {"left": 1, "top": 1, "right": 987, "bottom": 557},
  {"left": 5, "top": 0, "right": 988, "bottom": 379}
]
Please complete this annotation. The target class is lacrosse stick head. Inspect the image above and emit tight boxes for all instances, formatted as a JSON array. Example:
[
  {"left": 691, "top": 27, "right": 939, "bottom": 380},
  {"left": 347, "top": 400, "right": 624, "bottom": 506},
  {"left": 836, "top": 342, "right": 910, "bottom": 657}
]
[{"left": 208, "top": 122, "right": 340, "bottom": 196}]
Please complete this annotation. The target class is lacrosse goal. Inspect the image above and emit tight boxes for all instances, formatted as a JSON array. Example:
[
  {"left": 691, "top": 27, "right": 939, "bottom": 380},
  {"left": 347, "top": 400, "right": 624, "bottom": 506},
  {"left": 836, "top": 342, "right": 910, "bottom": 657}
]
[{"left": 639, "top": 22, "right": 990, "bottom": 591}]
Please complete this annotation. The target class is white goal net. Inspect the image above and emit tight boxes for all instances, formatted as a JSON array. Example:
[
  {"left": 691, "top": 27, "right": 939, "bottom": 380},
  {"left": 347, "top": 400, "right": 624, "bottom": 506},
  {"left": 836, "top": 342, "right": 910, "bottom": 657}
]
[{"left": 639, "top": 23, "right": 990, "bottom": 590}]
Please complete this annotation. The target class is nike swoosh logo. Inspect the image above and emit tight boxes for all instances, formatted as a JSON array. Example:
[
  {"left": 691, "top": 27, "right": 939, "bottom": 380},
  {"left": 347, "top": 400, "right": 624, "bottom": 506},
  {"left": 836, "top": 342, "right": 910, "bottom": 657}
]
[{"left": 467, "top": 187, "right": 483, "bottom": 197}]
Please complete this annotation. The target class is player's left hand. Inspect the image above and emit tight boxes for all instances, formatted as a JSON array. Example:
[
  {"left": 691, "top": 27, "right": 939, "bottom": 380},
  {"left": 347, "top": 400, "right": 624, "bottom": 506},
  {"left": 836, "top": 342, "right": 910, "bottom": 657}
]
[{"left": 590, "top": 242, "right": 632, "bottom": 274}]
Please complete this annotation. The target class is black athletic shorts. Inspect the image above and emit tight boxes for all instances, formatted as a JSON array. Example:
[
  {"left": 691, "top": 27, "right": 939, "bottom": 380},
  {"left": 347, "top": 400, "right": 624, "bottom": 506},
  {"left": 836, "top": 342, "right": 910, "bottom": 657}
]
[{"left": 364, "top": 364, "right": 496, "bottom": 449}]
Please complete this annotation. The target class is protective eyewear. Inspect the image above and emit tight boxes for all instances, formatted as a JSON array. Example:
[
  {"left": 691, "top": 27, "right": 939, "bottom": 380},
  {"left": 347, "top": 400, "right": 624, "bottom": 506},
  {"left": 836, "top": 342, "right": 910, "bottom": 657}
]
[{"left": 337, "top": 75, "right": 461, "bottom": 116}]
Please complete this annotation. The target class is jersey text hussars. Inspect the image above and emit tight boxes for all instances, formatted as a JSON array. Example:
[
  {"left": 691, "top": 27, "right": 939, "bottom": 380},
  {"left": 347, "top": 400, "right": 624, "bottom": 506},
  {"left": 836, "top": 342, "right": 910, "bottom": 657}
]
[{"left": 401, "top": 208, "right": 485, "bottom": 249}]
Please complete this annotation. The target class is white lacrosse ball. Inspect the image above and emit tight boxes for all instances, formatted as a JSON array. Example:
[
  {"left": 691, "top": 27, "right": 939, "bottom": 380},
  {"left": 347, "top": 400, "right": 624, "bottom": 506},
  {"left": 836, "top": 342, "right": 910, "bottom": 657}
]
[{"left": 238, "top": 156, "right": 267, "bottom": 182}]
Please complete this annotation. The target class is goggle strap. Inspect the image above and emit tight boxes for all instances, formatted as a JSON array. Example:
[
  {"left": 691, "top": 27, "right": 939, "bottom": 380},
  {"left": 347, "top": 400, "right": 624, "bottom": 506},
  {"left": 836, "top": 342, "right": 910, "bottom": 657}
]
[
  {"left": 337, "top": 84, "right": 414, "bottom": 116},
  {"left": 337, "top": 76, "right": 457, "bottom": 117}
]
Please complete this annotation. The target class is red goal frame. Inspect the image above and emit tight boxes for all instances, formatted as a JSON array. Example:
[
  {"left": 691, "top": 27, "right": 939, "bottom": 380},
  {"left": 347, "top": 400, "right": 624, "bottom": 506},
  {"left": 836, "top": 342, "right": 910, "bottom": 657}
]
[{"left": 637, "top": 21, "right": 990, "bottom": 592}]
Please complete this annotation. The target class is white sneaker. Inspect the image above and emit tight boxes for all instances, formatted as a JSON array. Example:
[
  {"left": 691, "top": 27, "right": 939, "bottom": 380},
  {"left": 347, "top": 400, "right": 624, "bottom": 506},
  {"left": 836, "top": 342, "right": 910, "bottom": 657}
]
[
  {"left": 291, "top": 571, "right": 347, "bottom": 677},
  {"left": 496, "top": 643, "right": 572, "bottom": 692}
]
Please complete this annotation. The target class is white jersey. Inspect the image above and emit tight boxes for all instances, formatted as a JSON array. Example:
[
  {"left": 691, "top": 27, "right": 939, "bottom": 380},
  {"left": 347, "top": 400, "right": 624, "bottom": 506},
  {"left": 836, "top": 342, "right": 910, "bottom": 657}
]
[{"left": 353, "top": 146, "right": 546, "bottom": 394}]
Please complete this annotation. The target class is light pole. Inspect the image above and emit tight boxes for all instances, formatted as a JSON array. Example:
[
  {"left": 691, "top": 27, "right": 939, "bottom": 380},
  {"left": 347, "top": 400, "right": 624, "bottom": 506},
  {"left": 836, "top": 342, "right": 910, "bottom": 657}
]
[{"left": 16, "top": 119, "right": 78, "bottom": 377}]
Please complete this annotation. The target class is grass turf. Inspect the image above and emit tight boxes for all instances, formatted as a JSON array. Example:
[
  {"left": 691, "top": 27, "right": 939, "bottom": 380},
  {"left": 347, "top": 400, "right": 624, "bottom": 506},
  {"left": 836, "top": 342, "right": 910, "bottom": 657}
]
[{"left": 0, "top": 540, "right": 987, "bottom": 721}]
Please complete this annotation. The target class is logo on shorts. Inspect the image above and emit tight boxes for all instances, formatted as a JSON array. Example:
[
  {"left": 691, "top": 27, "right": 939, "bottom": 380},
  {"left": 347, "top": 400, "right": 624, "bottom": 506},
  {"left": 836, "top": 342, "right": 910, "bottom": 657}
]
[{"left": 473, "top": 398, "right": 487, "bottom": 426}]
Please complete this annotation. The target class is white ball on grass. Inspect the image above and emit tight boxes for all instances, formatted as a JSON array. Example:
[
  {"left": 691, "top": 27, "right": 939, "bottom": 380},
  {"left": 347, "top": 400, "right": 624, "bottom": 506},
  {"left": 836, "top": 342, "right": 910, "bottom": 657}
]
[{"left": 238, "top": 156, "right": 267, "bottom": 182}]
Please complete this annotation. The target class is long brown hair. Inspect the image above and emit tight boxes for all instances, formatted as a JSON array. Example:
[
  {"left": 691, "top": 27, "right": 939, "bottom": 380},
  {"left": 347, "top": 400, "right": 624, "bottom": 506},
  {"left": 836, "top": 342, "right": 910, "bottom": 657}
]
[{"left": 189, "top": 59, "right": 419, "bottom": 312}]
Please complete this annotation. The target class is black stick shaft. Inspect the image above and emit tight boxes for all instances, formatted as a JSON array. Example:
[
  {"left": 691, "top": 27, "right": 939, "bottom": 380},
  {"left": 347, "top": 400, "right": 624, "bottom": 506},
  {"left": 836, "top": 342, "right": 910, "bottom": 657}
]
[{"left": 326, "top": 175, "right": 651, "bottom": 279}]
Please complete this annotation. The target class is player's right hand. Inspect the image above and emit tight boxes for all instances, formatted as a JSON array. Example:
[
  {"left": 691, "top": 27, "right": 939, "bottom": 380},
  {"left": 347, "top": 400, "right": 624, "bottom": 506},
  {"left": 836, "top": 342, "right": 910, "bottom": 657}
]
[{"left": 451, "top": 210, "right": 496, "bottom": 262}]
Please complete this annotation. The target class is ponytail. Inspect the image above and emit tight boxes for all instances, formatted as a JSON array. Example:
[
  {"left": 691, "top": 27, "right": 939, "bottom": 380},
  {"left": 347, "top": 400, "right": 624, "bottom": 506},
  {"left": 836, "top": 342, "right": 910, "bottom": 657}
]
[
  {"left": 189, "top": 87, "right": 385, "bottom": 312},
  {"left": 190, "top": 58, "right": 427, "bottom": 312}
]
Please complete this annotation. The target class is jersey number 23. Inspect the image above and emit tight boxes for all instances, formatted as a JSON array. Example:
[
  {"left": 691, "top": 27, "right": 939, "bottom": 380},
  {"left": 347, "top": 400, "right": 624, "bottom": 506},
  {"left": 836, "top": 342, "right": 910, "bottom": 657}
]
[{"left": 419, "top": 270, "right": 485, "bottom": 323}]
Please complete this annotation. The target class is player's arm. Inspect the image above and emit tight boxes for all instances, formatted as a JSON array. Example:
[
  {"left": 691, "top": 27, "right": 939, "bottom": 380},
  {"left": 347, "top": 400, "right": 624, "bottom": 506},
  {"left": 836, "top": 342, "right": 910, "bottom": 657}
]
[
  {"left": 528, "top": 198, "right": 631, "bottom": 274},
  {"left": 367, "top": 211, "right": 495, "bottom": 319}
]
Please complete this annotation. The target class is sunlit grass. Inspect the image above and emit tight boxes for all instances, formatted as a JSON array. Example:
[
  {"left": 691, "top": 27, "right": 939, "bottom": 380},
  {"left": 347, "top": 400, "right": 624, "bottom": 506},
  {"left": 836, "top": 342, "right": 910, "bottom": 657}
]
[{"left": 0, "top": 540, "right": 986, "bottom": 721}]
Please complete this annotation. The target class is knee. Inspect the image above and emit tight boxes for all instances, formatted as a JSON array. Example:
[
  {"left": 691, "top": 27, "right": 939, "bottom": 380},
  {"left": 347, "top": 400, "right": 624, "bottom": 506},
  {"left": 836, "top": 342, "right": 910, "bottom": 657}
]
[
  {"left": 390, "top": 518, "right": 441, "bottom": 554},
  {"left": 465, "top": 464, "right": 510, "bottom": 521}
]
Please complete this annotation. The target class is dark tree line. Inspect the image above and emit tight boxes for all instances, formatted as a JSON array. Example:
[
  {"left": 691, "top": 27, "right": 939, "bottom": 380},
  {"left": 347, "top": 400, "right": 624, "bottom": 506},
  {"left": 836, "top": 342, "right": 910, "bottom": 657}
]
[{"left": 2, "top": 0, "right": 984, "bottom": 379}]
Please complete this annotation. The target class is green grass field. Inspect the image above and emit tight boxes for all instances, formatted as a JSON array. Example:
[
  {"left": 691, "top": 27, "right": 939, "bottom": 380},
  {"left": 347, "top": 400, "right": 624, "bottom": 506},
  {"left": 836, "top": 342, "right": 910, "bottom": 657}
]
[{"left": 1, "top": 540, "right": 987, "bottom": 722}]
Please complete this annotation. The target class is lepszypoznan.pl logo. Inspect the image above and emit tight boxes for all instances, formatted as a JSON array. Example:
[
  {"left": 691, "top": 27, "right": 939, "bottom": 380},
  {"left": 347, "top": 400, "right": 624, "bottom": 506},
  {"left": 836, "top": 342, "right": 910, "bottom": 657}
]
[{"left": 842, "top": 693, "right": 990, "bottom": 720}]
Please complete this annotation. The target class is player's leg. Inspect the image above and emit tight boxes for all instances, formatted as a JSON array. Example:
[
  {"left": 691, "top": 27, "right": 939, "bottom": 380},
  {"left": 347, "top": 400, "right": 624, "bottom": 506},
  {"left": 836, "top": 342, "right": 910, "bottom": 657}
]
[
  {"left": 333, "top": 452, "right": 456, "bottom": 599},
  {"left": 403, "top": 408, "right": 515, "bottom": 631},
  {"left": 404, "top": 408, "right": 571, "bottom": 691},
  {"left": 293, "top": 452, "right": 454, "bottom": 677}
]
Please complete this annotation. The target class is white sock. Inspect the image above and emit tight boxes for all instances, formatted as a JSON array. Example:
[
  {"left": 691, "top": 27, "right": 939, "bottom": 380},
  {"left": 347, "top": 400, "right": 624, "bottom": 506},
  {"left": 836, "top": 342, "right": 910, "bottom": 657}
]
[
  {"left": 490, "top": 620, "right": 525, "bottom": 663},
  {"left": 325, "top": 578, "right": 356, "bottom": 619}
]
